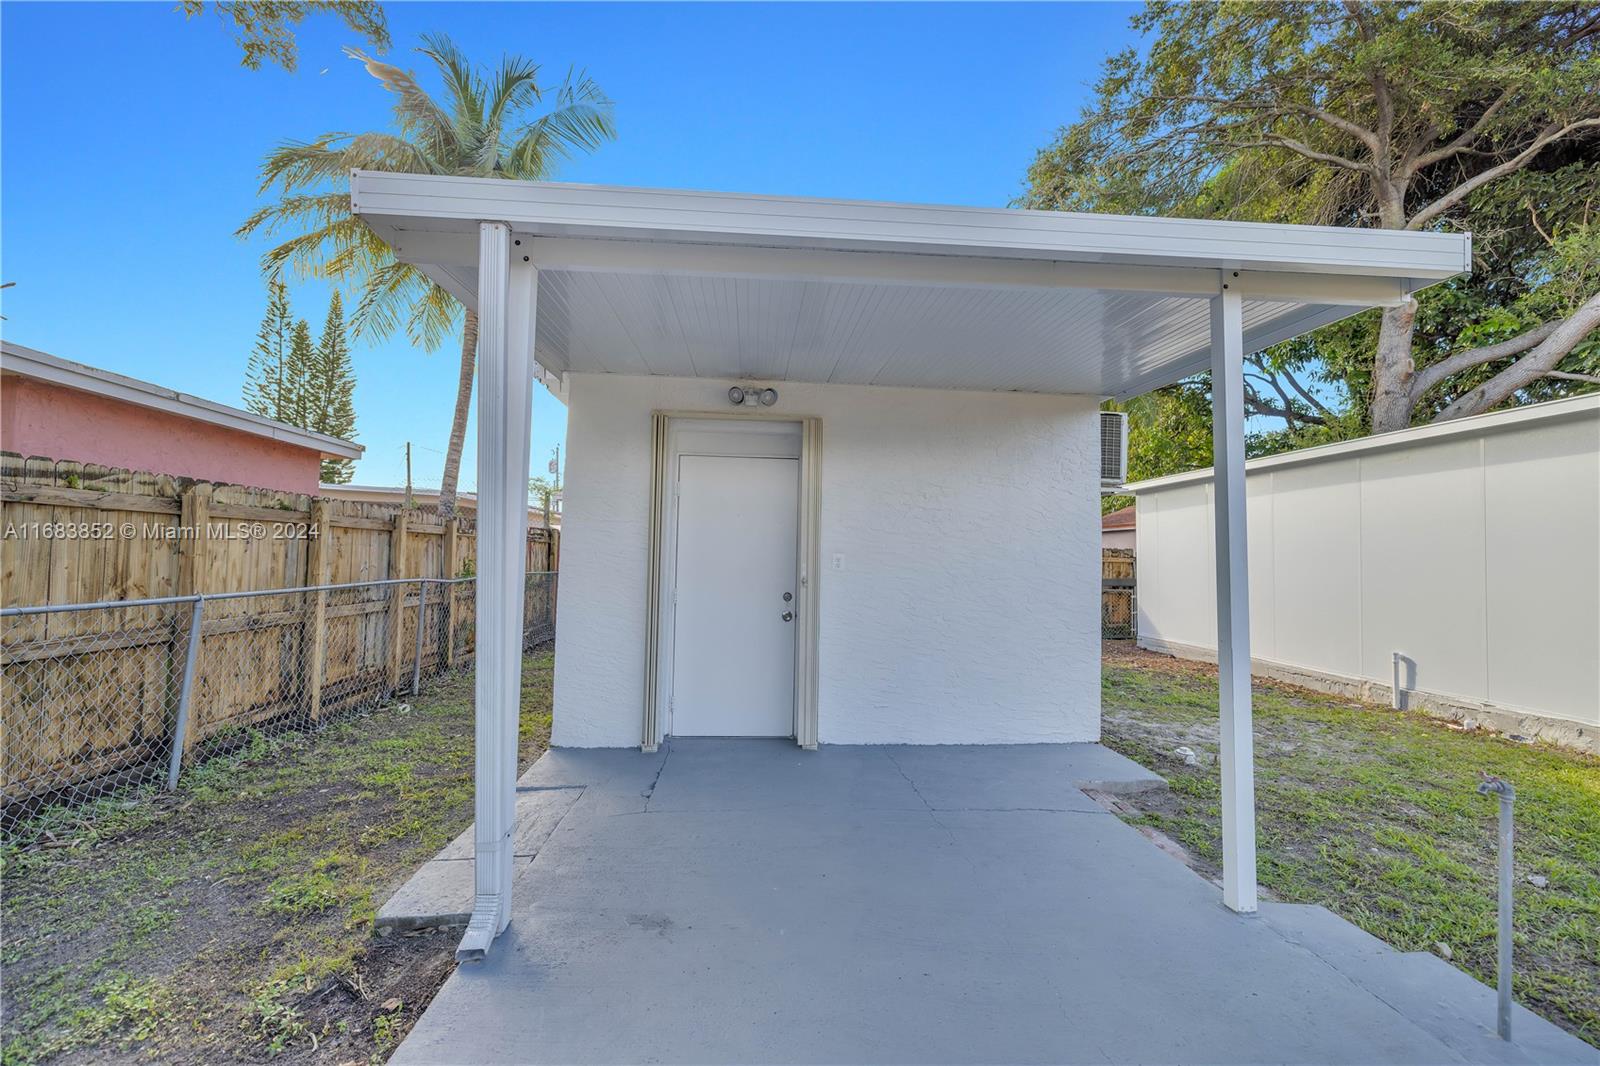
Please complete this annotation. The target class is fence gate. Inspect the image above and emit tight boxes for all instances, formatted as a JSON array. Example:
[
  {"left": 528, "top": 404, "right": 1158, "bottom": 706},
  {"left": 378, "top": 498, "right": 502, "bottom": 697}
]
[{"left": 1101, "top": 548, "right": 1136, "bottom": 640}]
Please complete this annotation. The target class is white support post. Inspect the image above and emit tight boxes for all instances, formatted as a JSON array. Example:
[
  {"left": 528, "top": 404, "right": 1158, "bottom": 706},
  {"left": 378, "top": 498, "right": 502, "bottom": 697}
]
[
  {"left": 1210, "top": 271, "right": 1258, "bottom": 915},
  {"left": 458, "top": 222, "right": 538, "bottom": 961}
]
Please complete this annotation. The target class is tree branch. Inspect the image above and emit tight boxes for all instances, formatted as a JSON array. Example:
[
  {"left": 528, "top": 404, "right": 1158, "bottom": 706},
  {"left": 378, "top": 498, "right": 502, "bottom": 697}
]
[
  {"left": 1277, "top": 363, "right": 1336, "bottom": 417},
  {"left": 1407, "top": 118, "right": 1600, "bottom": 229},
  {"left": 1245, "top": 396, "right": 1329, "bottom": 427},
  {"left": 1543, "top": 370, "right": 1600, "bottom": 385},
  {"left": 1432, "top": 291, "right": 1600, "bottom": 420},
  {"left": 1409, "top": 320, "right": 1564, "bottom": 398},
  {"left": 1404, "top": 87, "right": 1514, "bottom": 175},
  {"left": 1161, "top": 94, "right": 1380, "bottom": 153},
  {"left": 1232, "top": 136, "right": 1373, "bottom": 175},
  {"left": 1244, "top": 369, "right": 1329, "bottom": 427}
]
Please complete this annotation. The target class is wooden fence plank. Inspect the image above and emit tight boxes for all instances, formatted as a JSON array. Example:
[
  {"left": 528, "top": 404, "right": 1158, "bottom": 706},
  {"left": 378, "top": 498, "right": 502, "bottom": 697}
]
[
  {"left": 303, "top": 500, "right": 331, "bottom": 721},
  {"left": 0, "top": 455, "right": 560, "bottom": 804},
  {"left": 385, "top": 510, "right": 408, "bottom": 691}
]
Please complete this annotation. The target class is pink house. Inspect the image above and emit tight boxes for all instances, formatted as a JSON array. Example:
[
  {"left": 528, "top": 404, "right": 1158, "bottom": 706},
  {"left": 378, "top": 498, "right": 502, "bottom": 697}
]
[{"left": 1, "top": 341, "right": 361, "bottom": 494}]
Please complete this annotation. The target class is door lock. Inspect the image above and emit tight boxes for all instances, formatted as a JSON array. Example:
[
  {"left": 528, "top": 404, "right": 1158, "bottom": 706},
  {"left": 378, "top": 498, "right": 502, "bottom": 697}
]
[
  {"left": 781, "top": 611, "right": 794, "bottom": 622},
  {"left": 782, "top": 592, "right": 793, "bottom": 602}
]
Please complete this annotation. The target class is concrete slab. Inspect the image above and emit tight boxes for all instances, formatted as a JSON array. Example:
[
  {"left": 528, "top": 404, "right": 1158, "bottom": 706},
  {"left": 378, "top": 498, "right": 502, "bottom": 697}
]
[
  {"left": 1260, "top": 904, "right": 1591, "bottom": 1065},
  {"left": 391, "top": 741, "right": 1594, "bottom": 1065},
  {"left": 377, "top": 782, "right": 585, "bottom": 930}
]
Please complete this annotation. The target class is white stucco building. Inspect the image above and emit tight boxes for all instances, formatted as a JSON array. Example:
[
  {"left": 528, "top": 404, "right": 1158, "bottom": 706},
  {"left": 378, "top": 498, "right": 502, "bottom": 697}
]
[{"left": 349, "top": 172, "right": 1469, "bottom": 958}]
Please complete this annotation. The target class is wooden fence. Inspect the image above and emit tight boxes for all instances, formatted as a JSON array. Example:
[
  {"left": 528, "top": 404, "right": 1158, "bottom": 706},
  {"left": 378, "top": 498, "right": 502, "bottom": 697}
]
[
  {"left": 0, "top": 455, "right": 559, "bottom": 807},
  {"left": 1102, "top": 548, "right": 1135, "bottom": 639}
]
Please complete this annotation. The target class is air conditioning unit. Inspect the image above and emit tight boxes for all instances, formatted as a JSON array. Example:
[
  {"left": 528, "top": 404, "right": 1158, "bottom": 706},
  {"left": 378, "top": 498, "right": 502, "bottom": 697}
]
[{"left": 1100, "top": 411, "right": 1128, "bottom": 492}]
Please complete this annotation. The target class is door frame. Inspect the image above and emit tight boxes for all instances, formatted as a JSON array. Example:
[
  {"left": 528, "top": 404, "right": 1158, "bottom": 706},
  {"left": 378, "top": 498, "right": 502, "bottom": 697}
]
[{"left": 642, "top": 411, "right": 821, "bottom": 751}]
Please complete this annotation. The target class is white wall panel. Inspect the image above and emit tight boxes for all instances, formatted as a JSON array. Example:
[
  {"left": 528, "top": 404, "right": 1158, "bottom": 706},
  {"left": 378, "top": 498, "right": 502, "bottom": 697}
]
[
  {"left": 1247, "top": 475, "right": 1276, "bottom": 663},
  {"left": 1270, "top": 462, "right": 1363, "bottom": 677},
  {"left": 1358, "top": 437, "right": 1487, "bottom": 700},
  {"left": 1483, "top": 417, "right": 1600, "bottom": 717},
  {"left": 554, "top": 373, "right": 1101, "bottom": 747},
  {"left": 1144, "top": 483, "right": 1217, "bottom": 650},
  {"left": 1132, "top": 398, "right": 1599, "bottom": 729}
]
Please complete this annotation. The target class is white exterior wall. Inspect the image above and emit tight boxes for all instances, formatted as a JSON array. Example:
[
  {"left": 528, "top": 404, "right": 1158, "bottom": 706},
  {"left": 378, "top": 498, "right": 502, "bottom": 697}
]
[
  {"left": 1133, "top": 397, "right": 1600, "bottom": 733},
  {"left": 1102, "top": 528, "right": 1136, "bottom": 550},
  {"left": 552, "top": 373, "right": 1102, "bottom": 747}
]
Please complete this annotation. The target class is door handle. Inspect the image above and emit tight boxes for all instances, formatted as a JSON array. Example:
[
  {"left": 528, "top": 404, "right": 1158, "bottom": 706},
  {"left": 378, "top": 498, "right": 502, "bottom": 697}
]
[{"left": 781, "top": 611, "right": 794, "bottom": 622}]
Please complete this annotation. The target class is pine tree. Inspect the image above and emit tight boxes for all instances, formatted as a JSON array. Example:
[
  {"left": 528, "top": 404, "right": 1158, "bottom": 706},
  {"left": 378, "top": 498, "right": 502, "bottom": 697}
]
[
  {"left": 285, "top": 319, "right": 315, "bottom": 429},
  {"left": 243, "top": 282, "right": 359, "bottom": 482},
  {"left": 243, "top": 280, "right": 294, "bottom": 417},
  {"left": 311, "top": 291, "right": 358, "bottom": 482}
]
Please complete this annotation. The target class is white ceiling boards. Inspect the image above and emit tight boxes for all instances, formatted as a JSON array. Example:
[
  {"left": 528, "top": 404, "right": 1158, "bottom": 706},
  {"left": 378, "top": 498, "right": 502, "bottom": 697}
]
[{"left": 351, "top": 172, "right": 1470, "bottom": 398}]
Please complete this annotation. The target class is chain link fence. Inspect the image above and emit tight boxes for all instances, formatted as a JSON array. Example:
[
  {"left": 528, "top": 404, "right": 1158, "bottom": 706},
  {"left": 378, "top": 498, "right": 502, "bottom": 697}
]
[
  {"left": 1101, "top": 587, "right": 1136, "bottom": 640},
  {"left": 0, "top": 573, "right": 556, "bottom": 828}
]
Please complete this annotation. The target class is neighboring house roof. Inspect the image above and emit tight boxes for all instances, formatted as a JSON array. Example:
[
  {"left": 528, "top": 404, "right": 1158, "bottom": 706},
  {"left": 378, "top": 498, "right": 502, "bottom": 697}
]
[
  {"left": 0, "top": 341, "right": 362, "bottom": 460},
  {"left": 320, "top": 482, "right": 561, "bottom": 525},
  {"left": 1102, "top": 505, "right": 1135, "bottom": 531}
]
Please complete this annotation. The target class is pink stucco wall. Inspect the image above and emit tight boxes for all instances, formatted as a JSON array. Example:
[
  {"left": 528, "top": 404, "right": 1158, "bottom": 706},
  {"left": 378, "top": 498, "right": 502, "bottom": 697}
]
[{"left": 1, "top": 376, "right": 325, "bottom": 493}]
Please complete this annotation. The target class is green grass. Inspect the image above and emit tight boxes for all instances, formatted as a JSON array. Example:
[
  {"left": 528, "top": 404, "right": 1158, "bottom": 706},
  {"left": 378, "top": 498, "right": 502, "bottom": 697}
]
[
  {"left": 0, "top": 651, "right": 554, "bottom": 1066},
  {"left": 1101, "top": 647, "right": 1600, "bottom": 1047}
]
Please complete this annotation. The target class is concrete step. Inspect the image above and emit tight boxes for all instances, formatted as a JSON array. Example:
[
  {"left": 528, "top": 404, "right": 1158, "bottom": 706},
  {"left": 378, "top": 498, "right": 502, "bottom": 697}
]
[
  {"left": 1261, "top": 903, "right": 1594, "bottom": 1065},
  {"left": 376, "top": 785, "right": 584, "bottom": 932}
]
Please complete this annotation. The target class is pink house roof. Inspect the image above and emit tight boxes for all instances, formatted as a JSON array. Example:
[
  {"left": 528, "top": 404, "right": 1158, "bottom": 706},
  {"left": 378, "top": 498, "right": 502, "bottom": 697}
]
[
  {"left": 1102, "top": 505, "right": 1136, "bottom": 531},
  {"left": 2, "top": 341, "right": 362, "bottom": 494},
  {"left": 1, "top": 341, "right": 361, "bottom": 460}
]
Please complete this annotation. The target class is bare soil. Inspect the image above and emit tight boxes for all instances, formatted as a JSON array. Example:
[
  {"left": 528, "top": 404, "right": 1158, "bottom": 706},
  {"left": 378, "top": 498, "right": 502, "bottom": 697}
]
[{"left": 1, "top": 649, "right": 554, "bottom": 1066}]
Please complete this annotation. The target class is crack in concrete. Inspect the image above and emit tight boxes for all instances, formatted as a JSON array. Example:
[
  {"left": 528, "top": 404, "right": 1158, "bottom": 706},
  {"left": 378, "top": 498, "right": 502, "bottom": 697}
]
[
  {"left": 881, "top": 750, "right": 980, "bottom": 873},
  {"left": 641, "top": 743, "right": 672, "bottom": 812}
]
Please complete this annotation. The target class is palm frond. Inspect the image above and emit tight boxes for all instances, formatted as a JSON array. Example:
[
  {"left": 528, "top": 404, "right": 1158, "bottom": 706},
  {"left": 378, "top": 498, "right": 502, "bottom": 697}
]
[
  {"left": 408, "top": 278, "right": 463, "bottom": 351},
  {"left": 350, "top": 260, "right": 460, "bottom": 350},
  {"left": 416, "top": 33, "right": 485, "bottom": 147},
  {"left": 483, "top": 53, "right": 544, "bottom": 135},
  {"left": 505, "top": 71, "right": 616, "bottom": 178},
  {"left": 258, "top": 213, "right": 391, "bottom": 284},
  {"left": 345, "top": 45, "right": 460, "bottom": 164},
  {"left": 236, "top": 191, "right": 352, "bottom": 240},
  {"left": 472, "top": 54, "right": 544, "bottom": 175},
  {"left": 339, "top": 132, "right": 437, "bottom": 174},
  {"left": 255, "top": 137, "right": 353, "bottom": 194}
]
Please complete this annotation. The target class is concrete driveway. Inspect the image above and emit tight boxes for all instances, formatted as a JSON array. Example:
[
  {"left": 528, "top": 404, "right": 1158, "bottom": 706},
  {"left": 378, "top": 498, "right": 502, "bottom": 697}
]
[{"left": 391, "top": 740, "right": 1591, "bottom": 1065}]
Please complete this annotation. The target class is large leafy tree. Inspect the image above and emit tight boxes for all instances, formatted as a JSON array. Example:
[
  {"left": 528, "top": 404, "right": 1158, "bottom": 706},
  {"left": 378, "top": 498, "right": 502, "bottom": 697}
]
[
  {"left": 1028, "top": 2, "right": 1600, "bottom": 436},
  {"left": 240, "top": 35, "right": 614, "bottom": 516},
  {"left": 180, "top": 1, "right": 389, "bottom": 71}
]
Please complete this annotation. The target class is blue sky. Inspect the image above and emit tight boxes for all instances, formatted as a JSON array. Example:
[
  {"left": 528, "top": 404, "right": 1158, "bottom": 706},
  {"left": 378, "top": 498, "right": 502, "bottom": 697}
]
[{"left": 1, "top": 2, "right": 1137, "bottom": 491}]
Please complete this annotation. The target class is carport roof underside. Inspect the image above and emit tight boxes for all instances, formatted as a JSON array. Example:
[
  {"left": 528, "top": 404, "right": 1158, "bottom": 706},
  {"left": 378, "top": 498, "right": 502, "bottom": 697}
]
[{"left": 351, "top": 172, "right": 1470, "bottom": 399}]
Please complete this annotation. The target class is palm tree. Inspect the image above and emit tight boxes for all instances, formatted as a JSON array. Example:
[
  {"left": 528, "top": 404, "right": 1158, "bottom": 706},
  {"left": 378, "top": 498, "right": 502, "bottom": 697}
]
[{"left": 240, "top": 34, "right": 614, "bottom": 516}]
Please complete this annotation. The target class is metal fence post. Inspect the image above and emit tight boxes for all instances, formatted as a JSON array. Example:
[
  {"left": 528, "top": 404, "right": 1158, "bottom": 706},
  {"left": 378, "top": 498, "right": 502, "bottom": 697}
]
[
  {"left": 411, "top": 580, "right": 428, "bottom": 695},
  {"left": 1476, "top": 773, "right": 1516, "bottom": 1041},
  {"left": 166, "top": 596, "right": 206, "bottom": 790}
]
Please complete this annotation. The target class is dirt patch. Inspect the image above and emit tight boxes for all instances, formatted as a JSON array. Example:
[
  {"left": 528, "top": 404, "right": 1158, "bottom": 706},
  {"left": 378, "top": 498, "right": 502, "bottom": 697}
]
[
  {"left": 1, "top": 648, "right": 554, "bottom": 1066},
  {"left": 1100, "top": 642, "right": 1600, "bottom": 1048}
]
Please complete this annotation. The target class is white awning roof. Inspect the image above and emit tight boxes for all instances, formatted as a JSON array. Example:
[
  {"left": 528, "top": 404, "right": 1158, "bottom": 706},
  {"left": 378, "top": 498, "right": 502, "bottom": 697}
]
[{"left": 351, "top": 172, "right": 1470, "bottom": 398}]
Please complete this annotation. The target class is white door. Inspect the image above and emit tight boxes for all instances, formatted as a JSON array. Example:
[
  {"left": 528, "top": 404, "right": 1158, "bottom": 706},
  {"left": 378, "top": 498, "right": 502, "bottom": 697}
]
[{"left": 670, "top": 454, "right": 799, "bottom": 736}]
